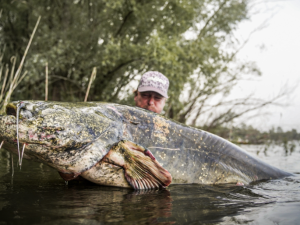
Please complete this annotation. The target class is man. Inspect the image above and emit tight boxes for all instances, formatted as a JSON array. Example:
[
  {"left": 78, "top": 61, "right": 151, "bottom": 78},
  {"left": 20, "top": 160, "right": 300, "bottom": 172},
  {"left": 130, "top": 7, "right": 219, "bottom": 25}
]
[{"left": 134, "top": 71, "right": 169, "bottom": 114}]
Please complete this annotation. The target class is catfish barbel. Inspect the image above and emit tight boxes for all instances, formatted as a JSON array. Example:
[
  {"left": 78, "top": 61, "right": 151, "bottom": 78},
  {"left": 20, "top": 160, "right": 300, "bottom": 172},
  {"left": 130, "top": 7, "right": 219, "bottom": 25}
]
[{"left": 0, "top": 101, "right": 292, "bottom": 189}]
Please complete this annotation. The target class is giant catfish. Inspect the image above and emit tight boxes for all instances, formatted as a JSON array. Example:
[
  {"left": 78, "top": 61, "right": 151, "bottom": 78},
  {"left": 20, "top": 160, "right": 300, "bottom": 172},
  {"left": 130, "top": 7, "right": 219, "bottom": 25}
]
[{"left": 0, "top": 101, "right": 292, "bottom": 189}]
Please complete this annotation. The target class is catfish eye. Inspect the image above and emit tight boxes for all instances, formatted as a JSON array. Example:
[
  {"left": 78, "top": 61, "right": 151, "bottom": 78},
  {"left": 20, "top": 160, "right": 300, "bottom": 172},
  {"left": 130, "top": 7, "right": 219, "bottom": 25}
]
[{"left": 6, "top": 105, "right": 17, "bottom": 117}]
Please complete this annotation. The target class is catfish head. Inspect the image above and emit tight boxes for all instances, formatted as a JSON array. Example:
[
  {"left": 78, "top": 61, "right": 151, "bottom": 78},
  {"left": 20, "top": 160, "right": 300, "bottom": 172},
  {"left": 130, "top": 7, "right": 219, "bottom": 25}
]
[
  {"left": 0, "top": 101, "right": 172, "bottom": 190},
  {"left": 0, "top": 101, "right": 120, "bottom": 174}
]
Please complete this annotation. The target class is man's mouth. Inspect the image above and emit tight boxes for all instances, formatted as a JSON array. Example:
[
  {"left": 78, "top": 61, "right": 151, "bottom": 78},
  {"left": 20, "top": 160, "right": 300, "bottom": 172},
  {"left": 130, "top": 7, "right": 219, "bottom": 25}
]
[{"left": 144, "top": 106, "right": 156, "bottom": 112}]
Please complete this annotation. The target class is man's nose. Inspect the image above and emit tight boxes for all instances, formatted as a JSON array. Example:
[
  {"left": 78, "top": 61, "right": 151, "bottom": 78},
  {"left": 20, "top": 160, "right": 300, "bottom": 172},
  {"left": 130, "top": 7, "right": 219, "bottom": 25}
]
[{"left": 148, "top": 96, "right": 155, "bottom": 105}]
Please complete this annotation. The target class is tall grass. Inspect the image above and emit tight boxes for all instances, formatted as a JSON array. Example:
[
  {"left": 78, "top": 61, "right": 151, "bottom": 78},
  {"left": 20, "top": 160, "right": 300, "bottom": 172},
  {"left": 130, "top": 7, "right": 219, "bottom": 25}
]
[
  {"left": 84, "top": 67, "right": 97, "bottom": 102},
  {"left": 0, "top": 16, "right": 41, "bottom": 114},
  {"left": 0, "top": 14, "right": 97, "bottom": 108}
]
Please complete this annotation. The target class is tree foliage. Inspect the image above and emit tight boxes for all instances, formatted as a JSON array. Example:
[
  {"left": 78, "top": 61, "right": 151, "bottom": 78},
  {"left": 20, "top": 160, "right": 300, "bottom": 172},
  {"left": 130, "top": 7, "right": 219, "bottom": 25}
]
[{"left": 1, "top": 0, "right": 272, "bottom": 130}]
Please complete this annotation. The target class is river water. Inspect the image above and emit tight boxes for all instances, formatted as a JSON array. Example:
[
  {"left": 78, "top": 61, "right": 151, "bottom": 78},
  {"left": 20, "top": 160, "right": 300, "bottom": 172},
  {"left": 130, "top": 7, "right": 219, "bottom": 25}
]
[{"left": 0, "top": 142, "right": 299, "bottom": 225}]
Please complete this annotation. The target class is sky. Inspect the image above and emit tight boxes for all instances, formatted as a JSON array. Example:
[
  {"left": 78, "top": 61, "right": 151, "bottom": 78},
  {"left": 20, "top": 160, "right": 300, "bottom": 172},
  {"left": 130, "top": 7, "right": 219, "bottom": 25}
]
[{"left": 231, "top": 0, "right": 300, "bottom": 132}]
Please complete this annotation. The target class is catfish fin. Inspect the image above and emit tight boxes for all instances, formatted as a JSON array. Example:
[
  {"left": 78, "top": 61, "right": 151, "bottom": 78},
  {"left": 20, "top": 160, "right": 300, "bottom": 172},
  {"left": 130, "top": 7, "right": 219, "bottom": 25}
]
[
  {"left": 80, "top": 161, "right": 131, "bottom": 188},
  {"left": 58, "top": 171, "right": 81, "bottom": 181},
  {"left": 103, "top": 140, "right": 172, "bottom": 190}
]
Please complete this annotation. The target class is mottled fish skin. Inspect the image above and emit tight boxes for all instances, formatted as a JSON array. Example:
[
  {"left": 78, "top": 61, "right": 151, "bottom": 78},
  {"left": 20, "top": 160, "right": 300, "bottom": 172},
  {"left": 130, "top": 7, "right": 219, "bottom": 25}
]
[
  {"left": 110, "top": 103, "right": 292, "bottom": 185},
  {"left": 0, "top": 101, "right": 292, "bottom": 187},
  {"left": 0, "top": 101, "right": 121, "bottom": 174}
]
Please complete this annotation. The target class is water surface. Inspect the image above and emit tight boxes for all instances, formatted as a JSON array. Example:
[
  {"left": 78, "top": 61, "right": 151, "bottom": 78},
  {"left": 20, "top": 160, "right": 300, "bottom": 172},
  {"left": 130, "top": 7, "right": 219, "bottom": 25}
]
[{"left": 0, "top": 142, "right": 299, "bottom": 224}]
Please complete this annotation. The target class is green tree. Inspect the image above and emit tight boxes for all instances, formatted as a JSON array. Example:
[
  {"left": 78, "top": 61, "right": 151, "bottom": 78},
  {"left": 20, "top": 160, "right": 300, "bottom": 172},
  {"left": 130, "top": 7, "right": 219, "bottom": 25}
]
[{"left": 1, "top": 0, "right": 271, "bottom": 129}]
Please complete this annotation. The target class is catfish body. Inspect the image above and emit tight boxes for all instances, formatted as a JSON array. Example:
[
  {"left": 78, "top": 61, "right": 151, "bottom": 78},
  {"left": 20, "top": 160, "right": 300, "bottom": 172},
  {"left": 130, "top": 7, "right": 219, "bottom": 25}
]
[{"left": 0, "top": 101, "right": 291, "bottom": 188}]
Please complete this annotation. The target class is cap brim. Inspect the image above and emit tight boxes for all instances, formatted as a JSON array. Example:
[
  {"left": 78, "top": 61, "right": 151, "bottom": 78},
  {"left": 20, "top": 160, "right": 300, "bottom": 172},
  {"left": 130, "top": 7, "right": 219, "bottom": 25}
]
[{"left": 138, "top": 86, "right": 168, "bottom": 98}]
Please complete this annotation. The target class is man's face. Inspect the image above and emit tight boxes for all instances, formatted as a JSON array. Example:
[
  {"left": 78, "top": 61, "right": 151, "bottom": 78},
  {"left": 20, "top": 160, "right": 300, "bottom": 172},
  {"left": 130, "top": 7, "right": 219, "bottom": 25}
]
[{"left": 134, "top": 91, "right": 166, "bottom": 114}]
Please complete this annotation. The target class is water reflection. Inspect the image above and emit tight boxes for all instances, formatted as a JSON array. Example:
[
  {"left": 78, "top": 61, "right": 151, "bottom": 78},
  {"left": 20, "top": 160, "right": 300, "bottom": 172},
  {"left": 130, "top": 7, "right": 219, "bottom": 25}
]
[
  {"left": 1, "top": 144, "right": 300, "bottom": 224},
  {"left": 51, "top": 186, "right": 174, "bottom": 224},
  {"left": 255, "top": 140, "right": 299, "bottom": 157}
]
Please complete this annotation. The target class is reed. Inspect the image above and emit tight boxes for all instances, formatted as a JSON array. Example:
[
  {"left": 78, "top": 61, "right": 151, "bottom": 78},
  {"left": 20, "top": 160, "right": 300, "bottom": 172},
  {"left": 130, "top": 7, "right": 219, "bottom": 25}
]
[
  {"left": 84, "top": 67, "right": 97, "bottom": 102},
  {"left": 45, "top": 62, "right": 48, "bottom": 101},
  {"left": 0, "top": 16, "right": 41, "bottom": 114}
]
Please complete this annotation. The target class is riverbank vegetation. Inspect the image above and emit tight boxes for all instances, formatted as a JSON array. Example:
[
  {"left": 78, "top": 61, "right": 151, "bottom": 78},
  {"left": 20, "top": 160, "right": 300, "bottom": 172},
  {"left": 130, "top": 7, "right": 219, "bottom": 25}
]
[{"left": 206, "top": 124, "right": 300, "bottom": 145}]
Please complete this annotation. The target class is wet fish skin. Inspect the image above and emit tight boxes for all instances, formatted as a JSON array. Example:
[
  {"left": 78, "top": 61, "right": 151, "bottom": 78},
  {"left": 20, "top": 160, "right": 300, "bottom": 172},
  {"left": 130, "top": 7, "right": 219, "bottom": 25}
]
[
  {"left": 0, "top": 100, "right": 292, "bottom": 188},
  {"left": 0, "top": 101, "right": 120, "bottom": 174}
]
